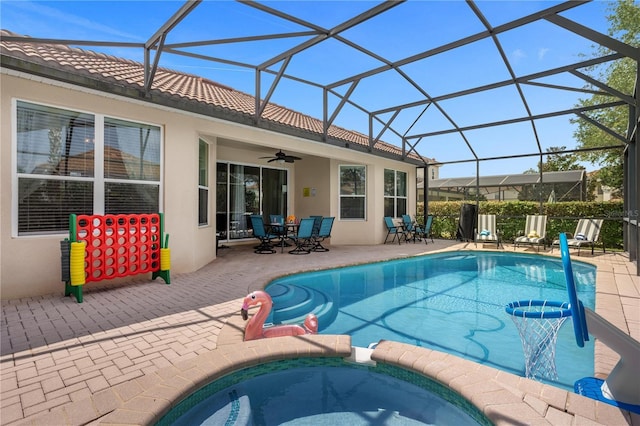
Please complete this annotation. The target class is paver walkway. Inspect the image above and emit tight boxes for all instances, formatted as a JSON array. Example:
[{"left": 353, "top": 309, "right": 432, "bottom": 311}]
[{"left": 1, "top": 240, "right": 638, "bottom": 425}]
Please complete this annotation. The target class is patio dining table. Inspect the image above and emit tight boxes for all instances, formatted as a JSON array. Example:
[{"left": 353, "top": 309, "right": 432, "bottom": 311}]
[{"left": 268, "top": 222, "right": 298, "bottom": 253}]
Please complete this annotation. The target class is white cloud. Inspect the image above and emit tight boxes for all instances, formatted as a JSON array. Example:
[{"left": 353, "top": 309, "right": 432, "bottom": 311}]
[
  {"left": 511, "top": 49, "right": 526, "bottom": 62},
  {"left": 538, "top": 48, "right": 550, "bottom": 60},
  {"left": 4, "top": 1, "right": 141, "bottom": 41}
]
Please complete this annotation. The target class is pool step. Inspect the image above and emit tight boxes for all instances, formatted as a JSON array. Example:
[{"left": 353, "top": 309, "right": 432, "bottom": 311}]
[
  {"left": 173, "top": 389, "right": 253, "bottom": 425},
  {"left": 268, "top": 284, "right": 337, "bottom": 330}
]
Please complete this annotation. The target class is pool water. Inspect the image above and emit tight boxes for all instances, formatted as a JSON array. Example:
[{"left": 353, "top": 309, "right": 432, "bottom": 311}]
[
  {"left": 164, "top": 359, "right": 489, "bottom": 426},
  {"left": 267, "top": 251, "right": 596, "bottom": 390}
]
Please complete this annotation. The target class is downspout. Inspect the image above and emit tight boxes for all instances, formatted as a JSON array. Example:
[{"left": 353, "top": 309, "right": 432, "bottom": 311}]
[
  {"left": 539, "top": 153, "right": 544, "bottom": 213},
  {"left": 422, "top": 165, "right": 428, "bottom": 225}
]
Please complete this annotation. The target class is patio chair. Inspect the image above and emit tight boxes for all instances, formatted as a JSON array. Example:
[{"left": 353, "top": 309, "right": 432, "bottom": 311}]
[
  {"left": 552, "top": 218, "right": 604, "bottom": 255},
  {"left": 475, "top": 214, "right": 500, "bottom": 248},
  {"left": 269, "top": 214, "right": 293, "bottom": 252},
  {"left": 269, "top": 214, "right": 285, "bottom": 235},
  {"left": 250, "top": 215, "right": 278, "bottom": 254},
  {"left": 401, "top": 214, "right": 425, "bottom": 243},
  {"left": 513, "top": 215, "right": 547, "bottom": 252},
  {"left": 312, "top": 217, "right": 335, "bottom": 252},
  {"left": 423, "top": 214, "right": 434, "bottom": 243},
  {"left": 310, "top": 215, "right": 323, "bottom": 239},
  {"left": 384, "top": 216, "right": 406, "bottom": 245},
  {"left": 288, "top": 217, "right": 315, "bottom": 255}
]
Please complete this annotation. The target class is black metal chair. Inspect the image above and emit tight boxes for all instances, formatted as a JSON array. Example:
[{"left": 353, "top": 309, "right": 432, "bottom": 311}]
[
  {"left": 250, "top": 215, "right": 278, "bottom": 254},
  {"left": 288, "top": 218, "right": 315, "bottom": 254},
  {"left": 312, "top": 217, "right": 334, "bottom": 252}
]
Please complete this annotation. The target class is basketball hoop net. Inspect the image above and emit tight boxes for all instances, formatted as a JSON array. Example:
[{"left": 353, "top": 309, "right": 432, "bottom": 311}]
[{"left": 506, "top": 300, "right": 572, "bottom": 381}]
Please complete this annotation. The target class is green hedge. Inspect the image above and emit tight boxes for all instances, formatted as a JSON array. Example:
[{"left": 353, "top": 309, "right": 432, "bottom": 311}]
[{"left": 417, "top": 200, "right": 624, "bottom": 249}]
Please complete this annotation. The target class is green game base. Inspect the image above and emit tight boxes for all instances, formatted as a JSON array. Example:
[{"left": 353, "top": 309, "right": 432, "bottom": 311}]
[
  {"left": 65, "top": 281, "right": 83, "bottom": 303},
  {"left": 65, "top": 269, "right": 170, "bottom": 303}
]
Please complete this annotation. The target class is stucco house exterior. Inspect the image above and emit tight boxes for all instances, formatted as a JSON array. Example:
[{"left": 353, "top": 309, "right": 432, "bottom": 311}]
[{"left": 1, "top": 31, "right": 432, "bottom": 300}]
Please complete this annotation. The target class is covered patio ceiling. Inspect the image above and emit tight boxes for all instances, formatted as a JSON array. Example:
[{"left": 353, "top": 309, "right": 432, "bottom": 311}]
[{"left": 2, "top": 0, "right": 637, "bottom": 171}]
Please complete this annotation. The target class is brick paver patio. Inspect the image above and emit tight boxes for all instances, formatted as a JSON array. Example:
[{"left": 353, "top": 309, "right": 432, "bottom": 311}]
[{"left": 1, "top": 240, "right": 638, "bottom": 425}]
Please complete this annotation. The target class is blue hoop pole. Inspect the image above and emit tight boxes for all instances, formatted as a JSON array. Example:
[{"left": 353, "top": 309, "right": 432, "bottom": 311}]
[{"left": 559, "top": 233, "right": 589, "bottom": 348}]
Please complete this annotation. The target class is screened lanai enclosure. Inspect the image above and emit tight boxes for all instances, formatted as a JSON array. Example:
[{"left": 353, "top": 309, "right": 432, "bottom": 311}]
[
  {"left": 427, "top": 170, "right": 588, "bottom": 202},
  {"left": 1, "top": 0, "right": 638, "bottom": 273}
]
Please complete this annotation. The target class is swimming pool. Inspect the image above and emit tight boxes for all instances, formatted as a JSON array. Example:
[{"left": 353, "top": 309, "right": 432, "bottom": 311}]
[
  {"left": 266, "top": 251, "right": 596, "bottom": 390},
  {"left": 162, "top": 358, "right": 491, "bottom": 426}
]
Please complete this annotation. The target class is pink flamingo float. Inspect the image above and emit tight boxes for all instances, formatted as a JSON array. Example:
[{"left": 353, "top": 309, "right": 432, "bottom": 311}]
[{"left": 240, "top": 290, "right": 318, "bottom": 341}]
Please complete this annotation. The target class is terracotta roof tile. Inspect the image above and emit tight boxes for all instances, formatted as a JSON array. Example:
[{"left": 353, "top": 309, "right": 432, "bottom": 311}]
[{"left": 1, "top": 30, "right": 432, "bottom": 164}]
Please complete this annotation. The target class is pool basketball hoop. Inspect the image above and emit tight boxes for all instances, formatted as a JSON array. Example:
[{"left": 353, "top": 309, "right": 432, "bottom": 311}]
[{"left": 505, "top": 299, "right": 572, "bottom": 381}]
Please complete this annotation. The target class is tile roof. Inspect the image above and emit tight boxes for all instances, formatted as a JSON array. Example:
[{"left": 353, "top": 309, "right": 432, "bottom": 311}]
[{"left": 1, "top": 30, "right": 430, "bottom": 164}]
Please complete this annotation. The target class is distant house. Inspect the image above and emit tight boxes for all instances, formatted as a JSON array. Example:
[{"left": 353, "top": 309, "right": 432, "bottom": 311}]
[
  {"left": 1, "top": 31, "right": 436, "bottom": 299},
  {"left": 588, "top": 170, "right": 618, "bottom": 202}
]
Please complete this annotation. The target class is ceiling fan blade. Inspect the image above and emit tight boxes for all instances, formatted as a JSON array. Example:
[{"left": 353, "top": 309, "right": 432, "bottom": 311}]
[{"left": 259, "top": 150, "right": 300, "bottom": 163}]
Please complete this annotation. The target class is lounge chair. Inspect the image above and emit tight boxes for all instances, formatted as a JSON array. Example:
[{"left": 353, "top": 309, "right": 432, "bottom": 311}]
[
  {"left": 250, "top": 215, "right": 278, "bottom": 254},
  {"left": 288, "top": 218, "right": 315, "bottom": 254},
  {"left": 513, "top": 215, "right": 547, "bottom": 252},
  {"left": 475, "top": 214, "right": 500, "bottom": 248},
  {"left": 384, "top": 216, "right": 406, "bottom": 244},
  {"left": 312, "top": 217, "right": 334, "bottom": 252},
  {"left": 552, "top": 218, "right": 604, "bottom": 255}
]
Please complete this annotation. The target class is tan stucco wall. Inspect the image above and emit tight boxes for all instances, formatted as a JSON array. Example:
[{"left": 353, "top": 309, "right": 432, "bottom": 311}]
[
  {"left": 294, "top": 157, "right": 330, "bottom": 219},
  {"left": 1, "top": 70, "right": 418, "bottom": 300}
]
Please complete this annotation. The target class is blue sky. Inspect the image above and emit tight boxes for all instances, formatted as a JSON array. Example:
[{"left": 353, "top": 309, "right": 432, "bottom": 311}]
[{"left": 1, "top": 1, "right": 615, "bottom": 178}]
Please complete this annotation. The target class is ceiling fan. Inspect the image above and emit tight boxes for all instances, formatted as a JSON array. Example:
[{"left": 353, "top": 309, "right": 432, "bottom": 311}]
[{"left": 259, "top": 150, "right": 301, "bottom": 164}]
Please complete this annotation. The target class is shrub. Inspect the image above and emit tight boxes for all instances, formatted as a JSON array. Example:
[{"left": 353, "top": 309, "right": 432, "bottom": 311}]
[{"left": 418, "top": 200, "right": 624, "bottom": 249}]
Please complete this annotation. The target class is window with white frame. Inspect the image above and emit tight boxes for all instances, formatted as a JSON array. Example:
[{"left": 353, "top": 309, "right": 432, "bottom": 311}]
[
  {"left": 339, "top": 165, "right": 366, "bottom": 220},
  {"left": 198, "top": 139, "right": 209, "bottom": 226},
  {"left": 384, "top": 169, "right": 407, "bottom": 218},
  {"left": 15, "top": 100, "right": 161, "bottom": 235}
]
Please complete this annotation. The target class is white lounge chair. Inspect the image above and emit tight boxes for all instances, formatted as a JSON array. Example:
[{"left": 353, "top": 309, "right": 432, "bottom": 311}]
[
  {"left": 552, "top": 218, "right": 604, "bottom": 255},
  {"left": 475, "top": 214, "right": 500, "bottom": 248},
  {"left": 513, "top": 215, "right": 547, "bottom": 252}
]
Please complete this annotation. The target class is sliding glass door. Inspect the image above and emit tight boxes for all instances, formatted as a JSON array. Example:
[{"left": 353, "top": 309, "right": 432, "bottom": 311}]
[
  {"left": 262, "top": 168, "right": 288, "bottom": 221},
  {"left": 216, "top": 162, "right": 287, "bottom": 242}
]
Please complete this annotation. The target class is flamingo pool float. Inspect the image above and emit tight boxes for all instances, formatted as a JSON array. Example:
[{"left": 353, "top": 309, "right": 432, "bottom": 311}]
[{"left": 240, "top": 290, "right": 318, "bottom": 341}]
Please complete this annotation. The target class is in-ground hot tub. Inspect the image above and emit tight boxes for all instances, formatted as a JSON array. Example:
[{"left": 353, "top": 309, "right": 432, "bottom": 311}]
[{"left": 157, "top": 356, "right": 490, "bottom": 426}]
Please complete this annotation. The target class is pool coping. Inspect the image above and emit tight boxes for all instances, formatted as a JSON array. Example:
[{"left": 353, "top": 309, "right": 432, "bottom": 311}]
[{"left": 63, "top": 335, "right": 633, "bottom": 426}]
